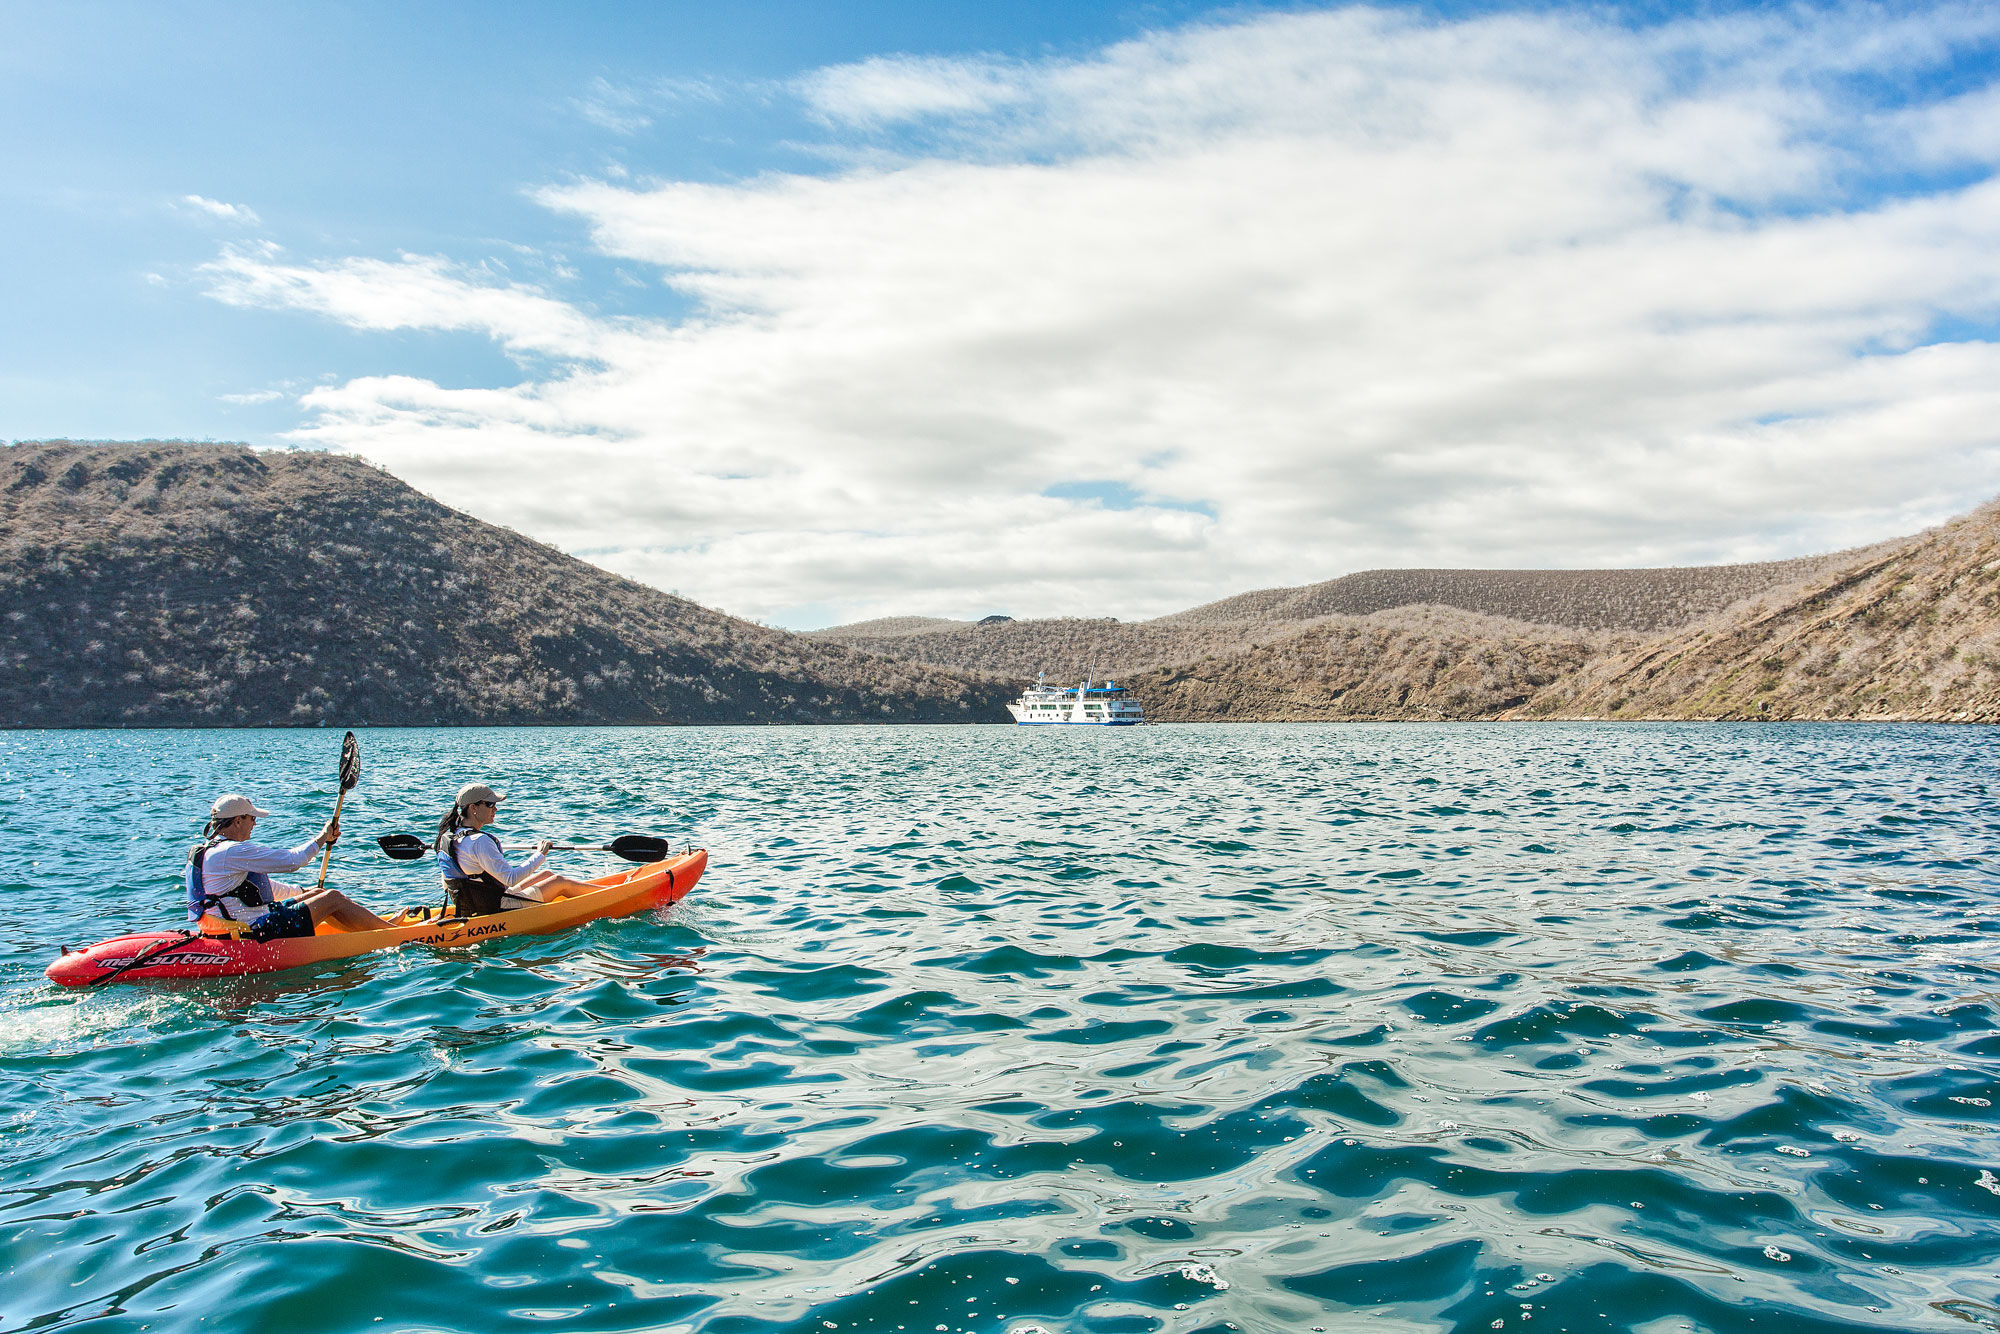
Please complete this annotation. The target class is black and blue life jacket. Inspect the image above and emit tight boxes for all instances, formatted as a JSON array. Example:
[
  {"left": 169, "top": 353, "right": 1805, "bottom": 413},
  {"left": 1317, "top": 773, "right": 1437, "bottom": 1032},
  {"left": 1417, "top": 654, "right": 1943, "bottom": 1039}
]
[
  {"left": 184, "top": 839, "right": 276, "bottom": 922},
  {"left": 437, "top": 827, "right": 511, "bottom": 917}
]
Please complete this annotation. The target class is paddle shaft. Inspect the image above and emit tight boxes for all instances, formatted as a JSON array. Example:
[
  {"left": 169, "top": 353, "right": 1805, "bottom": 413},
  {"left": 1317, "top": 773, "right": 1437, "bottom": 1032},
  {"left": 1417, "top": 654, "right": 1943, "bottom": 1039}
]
[
  {"left": 501, "top": 840, "right": 673, "bottom": 860},
  {"left": 376, "top": 832, "right": 670, "bottom": 864},
  {"left": 314, "top": 787, "right": 348, "bottom": 890},
  {"left": 317, "top": 732, "right": 360, "bottom": 891}
]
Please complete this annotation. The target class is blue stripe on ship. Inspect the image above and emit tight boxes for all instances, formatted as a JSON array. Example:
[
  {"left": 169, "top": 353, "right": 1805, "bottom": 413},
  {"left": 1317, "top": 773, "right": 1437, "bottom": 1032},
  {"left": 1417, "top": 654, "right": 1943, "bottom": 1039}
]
[{"left": 1014, "top": 720, "right": 1142, "bottom": 725}]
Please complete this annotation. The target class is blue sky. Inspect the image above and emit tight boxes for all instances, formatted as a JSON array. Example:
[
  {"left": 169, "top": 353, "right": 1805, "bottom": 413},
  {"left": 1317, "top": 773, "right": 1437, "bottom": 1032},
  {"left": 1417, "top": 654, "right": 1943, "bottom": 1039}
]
[
  {"left": 3, "top": 1, "right": 1249, "bottom": 441},
  {"left": 7, "top": 2, "right": 2000, "bottom": 627}
]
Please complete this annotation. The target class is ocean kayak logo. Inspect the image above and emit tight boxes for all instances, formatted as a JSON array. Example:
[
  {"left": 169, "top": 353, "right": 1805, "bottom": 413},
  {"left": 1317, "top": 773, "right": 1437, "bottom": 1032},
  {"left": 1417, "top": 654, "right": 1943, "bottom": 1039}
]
[{"left": 414, "top": 921, "right": 511, "bottom": 946}]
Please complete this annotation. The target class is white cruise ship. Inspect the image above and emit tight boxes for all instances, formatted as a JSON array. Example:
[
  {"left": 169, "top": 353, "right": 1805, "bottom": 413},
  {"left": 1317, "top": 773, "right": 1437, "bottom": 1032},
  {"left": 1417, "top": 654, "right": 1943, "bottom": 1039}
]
[{"left": 1007, "top": 674, "right": 1145, "bottom": 725}]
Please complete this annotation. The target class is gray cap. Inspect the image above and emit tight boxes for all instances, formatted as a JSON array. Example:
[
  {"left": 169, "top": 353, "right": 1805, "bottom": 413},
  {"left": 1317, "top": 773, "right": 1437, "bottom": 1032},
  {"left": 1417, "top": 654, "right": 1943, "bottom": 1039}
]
[
  {"left": 210, "top": 793, "right": 270, "bottom": 820},
  {"left": 456, "top": 783, "right": 506, "bottom": 807}
]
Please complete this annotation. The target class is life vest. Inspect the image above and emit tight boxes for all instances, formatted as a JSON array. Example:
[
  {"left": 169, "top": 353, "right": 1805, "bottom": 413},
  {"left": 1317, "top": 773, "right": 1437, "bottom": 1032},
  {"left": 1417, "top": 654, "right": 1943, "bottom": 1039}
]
[
  {"left": 185, "top": 840, "right": 276, "bottom": 923},
  {"left": 438, "top": 826, "right": 512, "bottom": 917}
]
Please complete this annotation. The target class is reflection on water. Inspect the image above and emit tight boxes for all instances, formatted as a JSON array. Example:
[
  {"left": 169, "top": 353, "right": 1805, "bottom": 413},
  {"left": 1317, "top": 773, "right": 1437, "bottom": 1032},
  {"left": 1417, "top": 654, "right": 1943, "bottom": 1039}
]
[{"left": 3, "top": 722, "right": 1999, "bottom": 1333}]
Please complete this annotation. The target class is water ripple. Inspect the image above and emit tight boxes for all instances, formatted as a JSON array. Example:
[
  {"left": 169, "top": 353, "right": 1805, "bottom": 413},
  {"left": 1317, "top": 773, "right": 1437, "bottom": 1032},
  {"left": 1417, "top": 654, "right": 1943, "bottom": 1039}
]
[{"left": 3, "top": 722, "right": 1999, "bottom": 1332}]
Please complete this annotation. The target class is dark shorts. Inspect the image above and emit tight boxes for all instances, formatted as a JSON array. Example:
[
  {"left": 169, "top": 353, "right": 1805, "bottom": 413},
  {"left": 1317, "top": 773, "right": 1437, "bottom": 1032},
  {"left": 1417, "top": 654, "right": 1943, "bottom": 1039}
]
[{"left": 248, "top": 900, "right": 316, "bottom": 942}]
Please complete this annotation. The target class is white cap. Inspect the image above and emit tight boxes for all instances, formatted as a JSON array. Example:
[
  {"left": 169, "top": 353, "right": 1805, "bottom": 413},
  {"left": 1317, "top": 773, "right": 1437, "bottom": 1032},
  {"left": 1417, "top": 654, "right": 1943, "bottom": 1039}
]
[
  {"left": 210, "top": 793, "right": 270, "bottom": 820},
  {"left": 456, "top": 783, "right": 506, "bottom": 807}
]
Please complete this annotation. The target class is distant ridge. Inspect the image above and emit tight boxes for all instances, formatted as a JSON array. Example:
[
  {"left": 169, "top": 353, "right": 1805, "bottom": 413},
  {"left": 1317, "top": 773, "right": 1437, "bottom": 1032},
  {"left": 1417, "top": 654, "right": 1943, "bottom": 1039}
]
[
  {"left": 2, "top": 441, "right": 1012, "bottom": 727},
  {"left": 1161, "top": 557, "right": 1863, "bottom": 632},
  {"left": 17, "top": 440, "right": 1988, "bottom": 726},
  {"left": 812, "top": 616, "right": 968, "bottom": 639},
  {"left": 1510, "top": 500, "right": 2000, "bottom": 722},
  {"left": 808, "top": 547, "right": 1870, "bottom": 687},
  {"left": 813, "top": 504, "right": 1997, "bottom": 723},
  {"left": 1127, "top": 608, "right": 1619, "bottom": 721},
  {"left": 812, "top": 616, "right": 1301, "bottom": 681}
]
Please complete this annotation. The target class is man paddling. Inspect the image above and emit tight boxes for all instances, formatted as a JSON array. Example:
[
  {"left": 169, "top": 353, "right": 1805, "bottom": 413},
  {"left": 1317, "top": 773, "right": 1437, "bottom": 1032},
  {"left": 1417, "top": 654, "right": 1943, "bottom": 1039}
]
[{"left": 189, "top": 794, "right": 392, "bottom": 937}]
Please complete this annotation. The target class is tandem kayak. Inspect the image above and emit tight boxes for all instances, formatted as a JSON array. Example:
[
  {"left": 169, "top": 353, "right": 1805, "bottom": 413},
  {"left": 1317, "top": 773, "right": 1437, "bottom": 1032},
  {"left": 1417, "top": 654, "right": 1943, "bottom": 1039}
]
[{"left": 46, "top": 847, "right": 706, "bottom": 988}]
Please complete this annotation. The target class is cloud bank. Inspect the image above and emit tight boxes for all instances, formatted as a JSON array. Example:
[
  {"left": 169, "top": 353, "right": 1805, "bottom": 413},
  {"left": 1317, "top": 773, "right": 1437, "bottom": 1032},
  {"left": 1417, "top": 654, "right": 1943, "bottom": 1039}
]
[{"left": 205, "top": 4, "right": 2000, "bottom": 627}]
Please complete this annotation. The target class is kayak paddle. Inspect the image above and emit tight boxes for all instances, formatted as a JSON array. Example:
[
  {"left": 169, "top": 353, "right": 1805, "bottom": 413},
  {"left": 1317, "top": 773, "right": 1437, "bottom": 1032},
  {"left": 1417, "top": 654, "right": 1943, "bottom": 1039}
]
[
  {"left": 375, "top": 832, "right": 672, "bottom": 864},
  {"left": 315, "top": 731, "right": 360, "bottom": 891}
]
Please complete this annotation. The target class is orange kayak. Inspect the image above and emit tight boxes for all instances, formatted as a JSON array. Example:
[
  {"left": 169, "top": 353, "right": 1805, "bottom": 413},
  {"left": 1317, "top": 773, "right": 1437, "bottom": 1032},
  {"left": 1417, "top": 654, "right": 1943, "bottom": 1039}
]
[{"left": 46, "top": 848, "right": 706, "bottom": 988}]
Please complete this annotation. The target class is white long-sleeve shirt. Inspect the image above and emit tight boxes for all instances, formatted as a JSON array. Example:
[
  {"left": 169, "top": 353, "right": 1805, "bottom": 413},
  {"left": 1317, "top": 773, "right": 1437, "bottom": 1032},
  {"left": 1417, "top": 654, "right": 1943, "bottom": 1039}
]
[
  {"left": 450, "top": 830, "right": 550, "bottom": 900},
  {"left": 187, "top": 836, "right": 321, "bottom": 923}
]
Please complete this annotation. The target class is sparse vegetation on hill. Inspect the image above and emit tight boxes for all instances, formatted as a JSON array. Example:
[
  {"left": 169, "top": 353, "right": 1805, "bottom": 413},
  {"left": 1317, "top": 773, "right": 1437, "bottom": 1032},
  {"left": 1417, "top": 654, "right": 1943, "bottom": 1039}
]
[
  {"left": 816, "top": 503, "right": 1994, "bottom": 724},
  {"left": 17, "top": 441, "right": 1990, "bottom": 727},
  {"left": 1129, "top": 608, "right": 1628, "bottom": 722},
  {"left": 2, "top": 442, "right": 1012, "bottom": 727},
  {"left": 1510, "top": 503, "right": 2000, "bottom": 722},
  {"left": 812, "top": 616, "right": 968, "bottom": 639},
  {"left": 809, "top": 543, "right": 1871, "bottom": 700},
  {"left": 810, "top": 616, "right": 1279, "bottom": 681},
  {"left": 1162, "top": 557, "right": 1864, "bottom": 631}
]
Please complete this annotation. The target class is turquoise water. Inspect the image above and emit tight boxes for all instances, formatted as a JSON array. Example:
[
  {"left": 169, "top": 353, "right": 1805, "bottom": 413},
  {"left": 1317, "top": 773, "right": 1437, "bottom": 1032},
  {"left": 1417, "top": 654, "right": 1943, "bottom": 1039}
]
[{"left": 4, "top": 723, "right": 1999, "bottom": 1334}]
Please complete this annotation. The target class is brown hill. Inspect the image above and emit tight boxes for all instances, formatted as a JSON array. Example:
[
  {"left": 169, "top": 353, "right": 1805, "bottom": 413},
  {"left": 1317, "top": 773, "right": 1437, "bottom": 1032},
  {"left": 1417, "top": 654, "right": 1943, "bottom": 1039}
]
[
  {"left": 813, "top": 503, "right": 1998, "bottom": 724},
  {"left": 1510, "top": 503, "right": 2000, "bottom": 722},
  {"left": 1127, "top": 608, "right": 1628, "bottom": 722},
  {"left": 820, "top": 616, "right": 968, "bottom": 639},
  {"left": 1155, "top": 557, "right": 1859, "bottom": 631},
  {"left": 807, "top": 615, "right": 1281, "bottom": 682},
  {"left": 810, "top": 545, "right": 1857, "bottom": 691},
  {"left": 1, "top": 441, "right": 1013, "bottom": 727}
]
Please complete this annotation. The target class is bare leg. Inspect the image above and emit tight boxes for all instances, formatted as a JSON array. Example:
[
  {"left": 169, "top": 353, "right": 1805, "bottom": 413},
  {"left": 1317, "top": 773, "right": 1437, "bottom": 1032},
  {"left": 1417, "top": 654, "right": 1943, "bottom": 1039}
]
[
  {"left": 512, "top": 871, "right": 598, "bottom": 903},
  {"left": 299, "top": 889, "right": 394, "bottom": 932}
]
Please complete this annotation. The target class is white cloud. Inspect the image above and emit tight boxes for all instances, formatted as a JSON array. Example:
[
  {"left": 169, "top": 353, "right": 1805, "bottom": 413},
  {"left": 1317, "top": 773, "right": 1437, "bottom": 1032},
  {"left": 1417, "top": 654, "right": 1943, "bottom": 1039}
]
[
  {"left": 1894, "top": 82, "right": 2000, "bottom": 168},
  {"left": 795, "top": 55, "right": 1026, "bottom": 127},
  {"left": 180, "top": 194, "right": 260, "bottom": 225},
  {"left": 199, "top": 247, "right": 641, "bottom": 363},
  {"left": 207, "top": 4, "right": 2000, "bottom": 627},
  {"left": 572, "top": 74, "right": 725, "bottom": 135}
]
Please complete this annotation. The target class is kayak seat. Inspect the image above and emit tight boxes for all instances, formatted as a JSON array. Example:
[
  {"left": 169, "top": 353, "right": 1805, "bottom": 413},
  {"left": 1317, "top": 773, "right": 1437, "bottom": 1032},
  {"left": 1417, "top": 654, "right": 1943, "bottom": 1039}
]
[{"left": 197, "top": 914, "right": 251, "bottom": 940}]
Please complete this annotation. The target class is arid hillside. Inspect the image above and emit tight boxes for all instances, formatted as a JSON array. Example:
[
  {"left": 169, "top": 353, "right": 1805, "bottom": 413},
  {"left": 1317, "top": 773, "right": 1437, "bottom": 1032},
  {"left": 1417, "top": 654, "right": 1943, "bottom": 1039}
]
[
  {"left": 2, "top": 442, "right": 1013, "bottom": 727},
  {"left": 812, "top": 501, "right": 2000, "bottom": 724},
  {"left": 808, "top": 616, "right": 1284, "bottom": 681},
  {"left": 1125, "top": 608, "right": 1629, "bottom": 721},
  {"left": 817, "top": 616, "right": 966, "bottom": 639},
  {"left": 809, "top": 545, "right": 1867, "bottom": 688},
  {"left": 1163, "top": 556, "right": 1861, "bottom": 631},
  {"left": 1510, "top": 501, "right": 2000, "bottom": 722},
  {"left": 17, "top": 440, "right": 1989, "bottom": 727}
]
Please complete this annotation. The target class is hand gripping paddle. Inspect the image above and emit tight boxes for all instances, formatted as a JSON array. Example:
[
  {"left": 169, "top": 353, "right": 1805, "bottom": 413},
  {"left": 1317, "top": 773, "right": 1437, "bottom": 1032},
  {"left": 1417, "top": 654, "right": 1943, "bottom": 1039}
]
[
  {"left": 375, "top": 832, "right": 672, "bottom": 864},
  {"left": 315, "top": 731, "right": 360, "bottom": 891}
]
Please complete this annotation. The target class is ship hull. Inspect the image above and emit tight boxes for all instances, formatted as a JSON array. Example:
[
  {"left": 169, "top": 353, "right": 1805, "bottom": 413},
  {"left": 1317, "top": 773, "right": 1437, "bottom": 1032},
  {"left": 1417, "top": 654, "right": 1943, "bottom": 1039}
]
[{"left": 1008, "top": 676, "right": 1144, "bottom": 725}]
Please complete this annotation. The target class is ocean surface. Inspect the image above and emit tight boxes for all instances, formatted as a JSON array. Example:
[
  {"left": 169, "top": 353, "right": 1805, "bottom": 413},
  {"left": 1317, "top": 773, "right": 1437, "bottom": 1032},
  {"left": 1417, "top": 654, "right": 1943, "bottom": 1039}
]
[{"left": 3, "top": 723, "right": 1999, "bottom": 1334}]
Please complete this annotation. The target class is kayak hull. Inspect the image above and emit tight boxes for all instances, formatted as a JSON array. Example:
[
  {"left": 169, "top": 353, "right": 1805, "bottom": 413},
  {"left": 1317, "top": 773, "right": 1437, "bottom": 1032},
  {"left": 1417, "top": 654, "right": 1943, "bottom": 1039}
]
[{"left": 45, "top": 848, "right": 706, "bottom": 988}]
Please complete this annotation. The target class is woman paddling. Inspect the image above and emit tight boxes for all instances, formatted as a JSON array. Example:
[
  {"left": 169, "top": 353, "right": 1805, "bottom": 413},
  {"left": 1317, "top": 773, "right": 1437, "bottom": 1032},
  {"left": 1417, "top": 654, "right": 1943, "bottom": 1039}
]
[
  {"left": 189, "top": 794, "right": 393, "bottom": 937},
  {"left": 434, "top": 783, "right": 595, "bottom": 917}
]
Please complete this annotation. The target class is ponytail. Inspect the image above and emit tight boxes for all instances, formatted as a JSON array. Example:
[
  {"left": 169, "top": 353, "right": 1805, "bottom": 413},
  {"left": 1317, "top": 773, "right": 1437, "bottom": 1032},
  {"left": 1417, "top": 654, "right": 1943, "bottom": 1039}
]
[{"left": 433, "top": 805, "right": 466, "bottom": 852}]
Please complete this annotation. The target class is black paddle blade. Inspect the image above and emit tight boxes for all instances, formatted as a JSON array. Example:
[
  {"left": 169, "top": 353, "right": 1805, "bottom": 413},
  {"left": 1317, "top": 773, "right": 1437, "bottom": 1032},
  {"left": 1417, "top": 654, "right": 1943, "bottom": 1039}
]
[
  {"left": 377, "top": 833, "right": 430, "bottom": 861},
  {"left": 338, "top": 731, "right": 361, "bottom": 791},
  {"left": 609, "top": 835, "right": 670, "bottom": 863}
]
